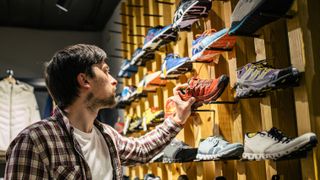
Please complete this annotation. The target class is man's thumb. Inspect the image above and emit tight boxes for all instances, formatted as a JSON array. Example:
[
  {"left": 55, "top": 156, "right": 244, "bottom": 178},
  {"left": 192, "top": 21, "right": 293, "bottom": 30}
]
[{"left": 188, "top": 97, "right": 196, "bottom": 104}]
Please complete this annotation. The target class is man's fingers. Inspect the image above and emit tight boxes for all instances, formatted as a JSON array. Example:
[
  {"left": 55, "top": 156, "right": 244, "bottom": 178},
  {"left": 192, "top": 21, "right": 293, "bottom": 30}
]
[{"left": 173, "top": 83, "right": 188, "bottom": 96}]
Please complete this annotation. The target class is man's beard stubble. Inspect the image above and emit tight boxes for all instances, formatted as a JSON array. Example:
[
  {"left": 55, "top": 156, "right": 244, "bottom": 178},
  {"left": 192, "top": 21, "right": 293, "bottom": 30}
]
[{"left": 85, "top": 92, "right": 116, "bottom": 112}]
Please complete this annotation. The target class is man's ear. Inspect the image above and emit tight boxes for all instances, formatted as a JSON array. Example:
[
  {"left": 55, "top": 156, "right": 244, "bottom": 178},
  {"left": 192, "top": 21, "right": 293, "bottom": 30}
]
[{"left": 77, "top": 73, "right": 90, "bottom": 89}]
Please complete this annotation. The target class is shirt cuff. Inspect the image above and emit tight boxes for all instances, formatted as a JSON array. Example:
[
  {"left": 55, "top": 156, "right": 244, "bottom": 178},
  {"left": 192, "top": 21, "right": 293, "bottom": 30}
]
[{"left": 163, "top": 117, "right": 183, "bottom": 134}]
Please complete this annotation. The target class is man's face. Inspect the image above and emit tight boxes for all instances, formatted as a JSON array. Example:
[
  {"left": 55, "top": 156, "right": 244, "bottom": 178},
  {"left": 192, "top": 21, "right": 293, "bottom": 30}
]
[{"left": 86, "top": 62, "right": 118, "bottom": 110}]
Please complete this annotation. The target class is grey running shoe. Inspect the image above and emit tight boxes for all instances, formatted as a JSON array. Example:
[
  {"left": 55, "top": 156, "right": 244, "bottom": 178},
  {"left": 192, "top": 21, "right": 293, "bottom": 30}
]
[
  {"left": 196, "top": 136, "right": 244, "bottom": 160},
  {"left": 229, "top": 0, "right": 294, "bottom": 36},
  {"left": 235, "top": 60, "right": 300, "bottom": 98},
  {"left": 162, "top": 139, "right": 197, "bottom": 163}
]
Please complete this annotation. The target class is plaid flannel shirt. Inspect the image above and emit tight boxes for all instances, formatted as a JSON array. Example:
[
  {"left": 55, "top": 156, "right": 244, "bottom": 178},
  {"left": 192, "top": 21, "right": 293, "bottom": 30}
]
[{"left": 5, "top": 108, "right": 182, "bottom": 179}]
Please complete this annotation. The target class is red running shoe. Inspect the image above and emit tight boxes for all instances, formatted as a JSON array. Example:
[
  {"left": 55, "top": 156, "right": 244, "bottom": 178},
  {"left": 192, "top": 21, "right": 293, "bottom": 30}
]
[{"left": 179, "top": 75, "right": 229, "bottom": 107}]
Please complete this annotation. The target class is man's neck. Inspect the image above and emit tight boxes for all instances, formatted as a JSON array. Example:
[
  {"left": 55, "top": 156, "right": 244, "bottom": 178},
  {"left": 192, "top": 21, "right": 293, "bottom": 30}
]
[{"left": 64, "top": 100, "right": 98, "bottom": 133}]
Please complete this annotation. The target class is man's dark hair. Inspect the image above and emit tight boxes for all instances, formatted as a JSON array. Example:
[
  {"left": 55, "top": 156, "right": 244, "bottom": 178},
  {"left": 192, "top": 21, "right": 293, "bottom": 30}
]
[{"left": 45, "top": 44, "right": 107, "bottom": 109}]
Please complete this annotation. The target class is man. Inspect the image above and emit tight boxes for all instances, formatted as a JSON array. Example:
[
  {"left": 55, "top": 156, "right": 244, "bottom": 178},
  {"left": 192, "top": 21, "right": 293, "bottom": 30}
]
[{"left": 5, "top": 44, "right": 195, "bottom": 179}]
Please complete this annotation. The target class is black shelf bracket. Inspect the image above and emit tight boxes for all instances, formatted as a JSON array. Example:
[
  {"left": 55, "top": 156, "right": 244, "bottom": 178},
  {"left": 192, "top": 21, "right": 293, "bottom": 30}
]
[{"left": 155, "top": 0, "right": 175, "bottom": 5}]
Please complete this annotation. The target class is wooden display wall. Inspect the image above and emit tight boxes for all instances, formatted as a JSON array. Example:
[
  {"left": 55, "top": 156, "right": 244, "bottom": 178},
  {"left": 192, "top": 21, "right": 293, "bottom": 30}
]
[{"left": 117, "top": 0, "right": 320, "bottom": 179}]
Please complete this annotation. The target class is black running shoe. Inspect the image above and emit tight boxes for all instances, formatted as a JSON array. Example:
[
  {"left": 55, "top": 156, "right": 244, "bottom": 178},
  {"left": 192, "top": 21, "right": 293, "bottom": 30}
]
[
  {"left": 173, "top": 0, "right": 212, "bottom": 31},
  {"left": 229, "top": 0, "right": 294, "bottom": 36},
  {"left": 142, "top": 24, "right": 178, "bottom": 51},
  {"left": 130, "top": 48, "right": 155, "bottom": 66}
]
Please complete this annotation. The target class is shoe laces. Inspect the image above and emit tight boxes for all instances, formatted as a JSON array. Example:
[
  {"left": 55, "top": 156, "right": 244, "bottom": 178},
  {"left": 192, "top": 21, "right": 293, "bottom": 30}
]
[
  {"left": 165, "top": 53, "right": 180, "bottom": 60},
  {"left": 267, "top": 127, "right": 292, "bottom": 143},
  {"left": 195, "top": 29, "right": 217, "bottom": 39}
]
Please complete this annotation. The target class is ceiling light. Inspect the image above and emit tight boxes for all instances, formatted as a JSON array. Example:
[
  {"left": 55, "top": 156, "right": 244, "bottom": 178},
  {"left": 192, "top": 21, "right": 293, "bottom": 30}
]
[{"left": 56, "top": 0, "right": 68, "bottom": 12}]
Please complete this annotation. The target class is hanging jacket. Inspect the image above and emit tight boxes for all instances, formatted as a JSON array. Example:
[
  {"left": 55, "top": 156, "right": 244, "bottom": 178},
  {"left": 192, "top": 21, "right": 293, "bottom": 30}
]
[{"left": 0, "top": 79, "right": 40, "bottom": 151}]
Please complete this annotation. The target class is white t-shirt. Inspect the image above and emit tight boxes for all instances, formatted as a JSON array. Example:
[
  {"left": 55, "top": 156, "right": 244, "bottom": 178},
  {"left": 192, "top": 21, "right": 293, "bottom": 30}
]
[{"left": 73, "top": 126, "right": 113, "bottom": 180}]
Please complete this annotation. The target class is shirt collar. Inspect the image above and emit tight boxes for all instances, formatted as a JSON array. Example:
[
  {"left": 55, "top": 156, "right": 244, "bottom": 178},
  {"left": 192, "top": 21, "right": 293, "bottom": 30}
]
[{"left": 52, "top": 107, "right": 105, "bottom": 134}]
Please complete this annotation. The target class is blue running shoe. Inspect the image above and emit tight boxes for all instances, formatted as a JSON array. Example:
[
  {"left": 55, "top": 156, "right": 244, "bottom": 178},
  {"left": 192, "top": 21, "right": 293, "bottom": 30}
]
[
  {"left": 117, "top": 70, "right": 133, "bottom": 78},
  {"left": 196, "top": 136, "right": 244, "bottom": 160},
  {"left": 117, "top": 60, "right": 137, "bottom": 78},
  {"left": 229, "top": 0, "right": 294, "bottom": 36},
  {"left": 130, "top": 48, "right": 155, "bottom": 66},
  {"left": 142, "top": 25, "right": 178, "bottom": 51},
  {"left": 161, "top": 54, "right": 192, "bottom": 78},
  {"left": 191, "top": 28, "right": 228, "bottom": 62}
]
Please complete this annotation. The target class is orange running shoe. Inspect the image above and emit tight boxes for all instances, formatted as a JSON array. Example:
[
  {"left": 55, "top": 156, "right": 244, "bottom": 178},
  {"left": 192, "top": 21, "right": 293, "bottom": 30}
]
[{"left": 178, "top": 75, "right": 229, "bottom": 107}]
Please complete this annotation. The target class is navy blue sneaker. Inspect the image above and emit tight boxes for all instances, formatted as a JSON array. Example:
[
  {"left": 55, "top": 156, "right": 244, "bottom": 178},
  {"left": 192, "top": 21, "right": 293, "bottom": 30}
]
[
  {"left": 117, "top": 60, "right": 138, "bottom": 78},
  {"left": 130, "top": 48, "right": 155, "bottom": 66},
  {"left": 229, "top": 0, "right": 294, "bottom": 36},
  {"left": 142, "top": 24, "right": 178, "bottom": 51},
  {"left": 173, "top": 0, "right": 212, "bottom": 31},
  {"left": 161, "top": 54, "right": 192, "bottom": 78}
]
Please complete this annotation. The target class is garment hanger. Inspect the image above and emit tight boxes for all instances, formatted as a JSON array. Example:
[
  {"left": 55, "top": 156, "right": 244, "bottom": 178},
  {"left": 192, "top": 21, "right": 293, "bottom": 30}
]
[{"left": 4, "top": 69, "right": 16, "bottom": 84}]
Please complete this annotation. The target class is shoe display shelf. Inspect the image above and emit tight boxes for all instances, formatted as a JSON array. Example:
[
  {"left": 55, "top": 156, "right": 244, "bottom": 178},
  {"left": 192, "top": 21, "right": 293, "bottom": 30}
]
[{"left": 116, "top": 0, "right": 320, "bottom": 180}]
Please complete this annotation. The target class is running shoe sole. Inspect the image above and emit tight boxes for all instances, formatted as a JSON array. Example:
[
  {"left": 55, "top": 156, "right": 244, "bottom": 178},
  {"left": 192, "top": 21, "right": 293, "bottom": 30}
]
[
  {"left": 229, "top": 0, "right": 294, "bottom": 36},
  {"left": 196, "top": 145, "right": 244, "bottom": 160}
]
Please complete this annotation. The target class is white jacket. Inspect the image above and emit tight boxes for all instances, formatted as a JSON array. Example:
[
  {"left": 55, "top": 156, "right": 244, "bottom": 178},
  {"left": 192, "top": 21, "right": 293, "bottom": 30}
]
[{"left": 0, "top": 79, "right": 40, "bottom": 151}]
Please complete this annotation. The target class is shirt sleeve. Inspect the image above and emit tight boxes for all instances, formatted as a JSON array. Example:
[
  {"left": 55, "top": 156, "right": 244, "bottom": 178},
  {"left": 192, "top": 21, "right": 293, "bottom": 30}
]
[
  {"left": 112, "top": 117, "right": 183, "bottom": 166},
  {"left": 5, "top": 133, "right": 48, "bottom": 179}
]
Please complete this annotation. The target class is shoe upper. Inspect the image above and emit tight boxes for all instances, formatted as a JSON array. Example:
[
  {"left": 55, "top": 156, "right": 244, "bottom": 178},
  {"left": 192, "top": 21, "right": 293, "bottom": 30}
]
[
  {"left": 163, "top": 139, "right": 194, "bottom": 162},
  {"left": 191, "top": 28, "right": 228, "bottom": 61},
  {"left": 264, "top": 127, "right": 317, "bottom": 154},
  {"left": 120, "top": 86, "right": 136, "bottom": 102},
  {"left": 244, "top": 131, "right": 279, "bottom": 154},
  {"left": 197, "top": 136, "right": 243, "bottom": 155},
  {"left": 231, "top": 0, "right": 264, "bottom": 23},
  {"left": 144, "top": 26, "right": 164, "bottom": 45},
  {"left": 121, "top": 59, "right": 138, "bottom": 72},
  {"left": 179, "top": 75, "right": 227, "bottom": 103},
  {"left": 173, "top": 0, "right": 212, "bottom": 30},
  {"left": 161, "top": 54, "right": 190, "bottom": 77}
]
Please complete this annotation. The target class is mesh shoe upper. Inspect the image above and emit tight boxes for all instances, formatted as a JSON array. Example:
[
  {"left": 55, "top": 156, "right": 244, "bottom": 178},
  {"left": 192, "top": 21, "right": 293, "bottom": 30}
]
[
  {"left": 236, "top": 60, "right": 300, "bottom": 93},
  {"left": 144, "top": 26, "right": 164, "bottom": 45},
  {"left": 179, "top": 75, "right": 229, "bottom": 106},
  {"left": 191, "top": 28, "right": 228, "bottom": 62},
  {"left": 173, "top": 0, "right": 212, "bottom": 30}
]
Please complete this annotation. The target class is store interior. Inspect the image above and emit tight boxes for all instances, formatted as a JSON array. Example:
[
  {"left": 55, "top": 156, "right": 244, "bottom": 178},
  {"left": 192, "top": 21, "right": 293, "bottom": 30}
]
[{"left": 0, "top": 0, "right": 320, "bottom": 179}]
